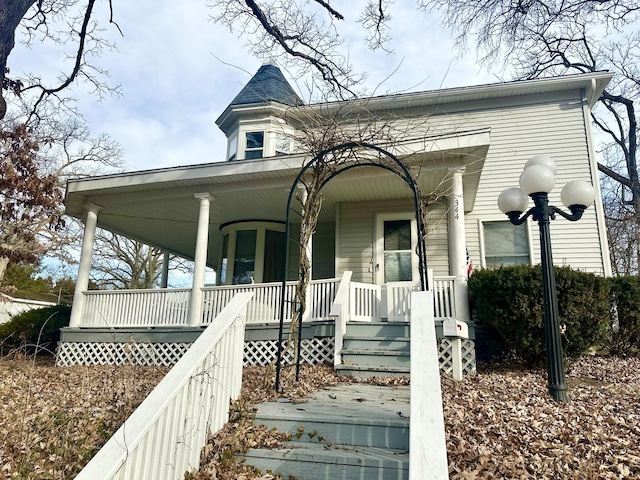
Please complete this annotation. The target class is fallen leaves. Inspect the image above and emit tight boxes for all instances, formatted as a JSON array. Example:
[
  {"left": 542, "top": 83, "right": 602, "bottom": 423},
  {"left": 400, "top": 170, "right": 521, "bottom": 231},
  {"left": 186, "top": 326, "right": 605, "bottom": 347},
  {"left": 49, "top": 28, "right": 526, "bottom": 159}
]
[
  {"left": 444, "top": 356, "right": 640, "bottom": 479},
  {"left": 0, "top": 356, "right": 168, "bottom": 479},
  {"left": 1, "top": 356, "right": 639, "bottom": 479}
]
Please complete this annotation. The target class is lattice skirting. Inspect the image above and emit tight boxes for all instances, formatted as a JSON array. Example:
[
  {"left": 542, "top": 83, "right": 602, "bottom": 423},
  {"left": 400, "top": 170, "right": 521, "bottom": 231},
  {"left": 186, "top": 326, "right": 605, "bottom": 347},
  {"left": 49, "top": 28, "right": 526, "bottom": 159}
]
[
  {"left": 244, "top": 338, "right": 335, "bottom": 366},
  {"left": 55, "top": 338, "right": 336, "bottom": 368},
  {"left": 438, "top": 338, "right": 477, "bottom": 375},
  {"left": 56, "top": 342, "right": 193, "bottom": 367},
  {"left": 57, "top": 337, "right": 476, "bottom": 374}
]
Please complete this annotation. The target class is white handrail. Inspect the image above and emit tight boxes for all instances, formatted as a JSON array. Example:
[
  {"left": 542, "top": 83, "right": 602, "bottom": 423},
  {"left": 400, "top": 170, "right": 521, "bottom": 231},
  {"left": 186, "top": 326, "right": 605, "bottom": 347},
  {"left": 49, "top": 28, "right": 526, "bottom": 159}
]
[
  {"left": 329, "top": 271, "right": 352, "bottom": 367},
  {"left": 75, "top": 292, "right": 253, "bottom": 480},
  {"left": 409, "top": 290, "right": 449, "bottom": 479}
]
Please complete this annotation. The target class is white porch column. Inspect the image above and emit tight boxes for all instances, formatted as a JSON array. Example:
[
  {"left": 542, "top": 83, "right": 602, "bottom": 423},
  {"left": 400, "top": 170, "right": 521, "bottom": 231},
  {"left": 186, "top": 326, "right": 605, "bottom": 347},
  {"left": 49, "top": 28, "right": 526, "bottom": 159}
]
[
  {"left": 187, "top": 193, "right": 212, "bottom": 327},
  {"left": 448, "top": 168, "right": 471, "bottom": 323},
  {"left": 161, "top": 251, "right": 170, "bottom": 288},
  {"left": 69, "top": 204, "right": 102, "bottom": 328}
]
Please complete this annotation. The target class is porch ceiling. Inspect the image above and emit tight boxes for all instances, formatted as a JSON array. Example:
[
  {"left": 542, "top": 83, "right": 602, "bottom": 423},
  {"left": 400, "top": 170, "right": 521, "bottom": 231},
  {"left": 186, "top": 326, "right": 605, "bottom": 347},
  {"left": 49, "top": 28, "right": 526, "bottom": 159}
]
[{"left": 65, "top": 130, "right": 489, "bottom": 265}]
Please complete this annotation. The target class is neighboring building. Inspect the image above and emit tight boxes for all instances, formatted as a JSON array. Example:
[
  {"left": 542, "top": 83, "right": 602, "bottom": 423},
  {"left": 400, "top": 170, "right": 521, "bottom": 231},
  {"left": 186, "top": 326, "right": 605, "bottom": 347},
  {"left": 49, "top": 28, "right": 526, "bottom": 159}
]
[
  {"left": 0, "top": 292, "right": 56, "bottom": 324},
  {"left": 57, "top": 62, "right": 612, "bottom": 371}
]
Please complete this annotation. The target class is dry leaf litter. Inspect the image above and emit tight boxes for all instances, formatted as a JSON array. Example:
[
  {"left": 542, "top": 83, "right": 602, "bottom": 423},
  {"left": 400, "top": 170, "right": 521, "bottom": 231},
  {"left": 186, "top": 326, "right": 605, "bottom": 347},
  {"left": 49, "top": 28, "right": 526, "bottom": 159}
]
[{"left": 1, "top": 357, "right": 639, "bottom": 479}]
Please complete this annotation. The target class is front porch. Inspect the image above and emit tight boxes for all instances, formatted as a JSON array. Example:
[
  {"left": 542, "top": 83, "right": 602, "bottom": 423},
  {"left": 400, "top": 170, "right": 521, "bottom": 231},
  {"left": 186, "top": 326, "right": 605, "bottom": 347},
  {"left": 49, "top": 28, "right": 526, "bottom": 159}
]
[{"left": 56, "top": 272, "right": 476, "bottom": 376}]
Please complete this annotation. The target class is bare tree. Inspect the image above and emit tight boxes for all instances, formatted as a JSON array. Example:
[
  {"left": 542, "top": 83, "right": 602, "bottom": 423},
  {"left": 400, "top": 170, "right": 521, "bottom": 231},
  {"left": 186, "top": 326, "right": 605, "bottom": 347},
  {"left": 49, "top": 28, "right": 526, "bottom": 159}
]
[
  {"left": 415, "top": 0, "right": 640, "bottom": 272},
  {"left": 209, "top": 0, "right": 399, "bottom": 99},
  {"left": 0, "top": 100, "right": 123, "bottom": 275},
  {"left": 1, "top": 0, "right": 121, "bottom": 122},
  {"left": 91, "top": 230, "right": 193, "bottom": 290},
  {"left": 276, "top": 99, "right": 477, "bottom": 363},
  {"left": 91, "top": 231, "right": 164, "bottom": 289}
]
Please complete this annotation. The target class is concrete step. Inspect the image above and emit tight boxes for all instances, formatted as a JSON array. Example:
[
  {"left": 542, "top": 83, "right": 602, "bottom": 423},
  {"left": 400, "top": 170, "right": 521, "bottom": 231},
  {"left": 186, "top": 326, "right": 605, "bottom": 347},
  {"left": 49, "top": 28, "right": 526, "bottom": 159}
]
[
  {"left": 244, "top": 441, "right": 409, "bottom": 480},
  {"left": 341, "top": 350, "right": 410, "bottom": 368},
  {"left": 345, "top": 322, "right": 410, "bottom": 338},
  {"left": 335, "top": 364, "right": 410, "bottom": 379},
  {"left": 342, "top": 335, "right": 410, "bottom": 352},
  {"left": 254, "top": 400, "right": 409, "bottom": 449},
  {"left": 244, "top": 384, "right": 410, "bottom": 479}
]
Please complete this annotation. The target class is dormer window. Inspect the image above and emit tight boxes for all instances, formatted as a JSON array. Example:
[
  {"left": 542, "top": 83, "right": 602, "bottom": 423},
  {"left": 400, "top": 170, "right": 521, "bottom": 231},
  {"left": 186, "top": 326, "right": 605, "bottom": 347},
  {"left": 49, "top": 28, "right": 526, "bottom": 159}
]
[
  {"left": 245, "top": 131, "right": 264, "bottom": 159},
  {"left": 275, "top": 133, "right": 291, "bottom": 156}
]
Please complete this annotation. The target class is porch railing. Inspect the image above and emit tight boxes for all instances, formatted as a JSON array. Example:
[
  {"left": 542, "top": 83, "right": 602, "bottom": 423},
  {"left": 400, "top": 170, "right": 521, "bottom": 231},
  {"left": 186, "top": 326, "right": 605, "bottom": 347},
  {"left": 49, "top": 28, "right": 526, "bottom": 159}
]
[
  {"left": 75, "top": 276, "right": 456, "bottom": 328},
  {"left": 201, "top": 278, "right": 340, "bottom": 324},
  {"left": 432, "top": 275, "right": 456, "bottom": 318},
  {"left": 75, "top": 292, "right": 252, "bottom": 480},
  {"left": 81, "top": 288, "right": 191, "bottom": 327}
]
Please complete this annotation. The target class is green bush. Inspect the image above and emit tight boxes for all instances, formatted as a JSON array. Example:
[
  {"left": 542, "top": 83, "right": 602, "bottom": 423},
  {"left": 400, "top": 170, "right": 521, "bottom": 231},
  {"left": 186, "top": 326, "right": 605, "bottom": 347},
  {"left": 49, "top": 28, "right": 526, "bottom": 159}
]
[
  {"left": 607, "top": 276, "right": 640, "bottom": 355},
  {"left": 468, "top": 265, "right": 609, "bottom": 366},
  {"left": 0, "top": 304, "right": 71, "bottom": 356}
]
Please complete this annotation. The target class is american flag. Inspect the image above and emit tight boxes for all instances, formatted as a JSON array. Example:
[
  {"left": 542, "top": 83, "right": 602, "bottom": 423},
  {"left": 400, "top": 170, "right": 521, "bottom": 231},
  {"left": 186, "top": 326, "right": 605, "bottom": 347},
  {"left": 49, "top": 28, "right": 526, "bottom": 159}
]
[{"left": 466, "top": 248, "right": 473, "bottom": 276}]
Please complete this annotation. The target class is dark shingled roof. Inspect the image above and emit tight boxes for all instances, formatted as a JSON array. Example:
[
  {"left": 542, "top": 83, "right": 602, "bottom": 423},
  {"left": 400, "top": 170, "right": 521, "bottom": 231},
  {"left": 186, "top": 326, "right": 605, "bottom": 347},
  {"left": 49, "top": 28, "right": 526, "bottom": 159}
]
[{"left": 229, "top": 63, "right": 304, "bottom": 107}]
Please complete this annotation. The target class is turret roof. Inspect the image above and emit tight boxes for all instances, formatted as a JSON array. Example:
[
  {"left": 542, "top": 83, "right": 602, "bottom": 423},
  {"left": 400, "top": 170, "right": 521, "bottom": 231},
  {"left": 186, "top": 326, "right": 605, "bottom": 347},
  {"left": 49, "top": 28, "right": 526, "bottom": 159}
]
[{"left": 229, "top": 62, "right": 304, "bottom": 107}]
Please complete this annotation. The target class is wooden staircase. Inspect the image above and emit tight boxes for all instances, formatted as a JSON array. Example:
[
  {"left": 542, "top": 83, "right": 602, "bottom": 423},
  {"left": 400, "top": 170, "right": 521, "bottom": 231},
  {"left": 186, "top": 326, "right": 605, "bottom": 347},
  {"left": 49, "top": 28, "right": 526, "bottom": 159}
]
[
  {"left": 336, "top": 322, "right": 411, "bottom": 379},
  {"left": 243, "top": 383, "right": 410, "bottom": 480}
]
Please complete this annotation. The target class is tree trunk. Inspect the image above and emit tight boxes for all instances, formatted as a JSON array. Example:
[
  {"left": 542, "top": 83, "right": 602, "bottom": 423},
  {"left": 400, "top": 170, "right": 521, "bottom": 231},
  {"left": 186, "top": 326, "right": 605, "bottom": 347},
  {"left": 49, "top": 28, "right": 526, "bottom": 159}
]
[
  {"left": 0, "top": 0, "right": 37, "bottom": 120},
  {"left": 0, "top": 256, "right": 9, "bottom": 285}
]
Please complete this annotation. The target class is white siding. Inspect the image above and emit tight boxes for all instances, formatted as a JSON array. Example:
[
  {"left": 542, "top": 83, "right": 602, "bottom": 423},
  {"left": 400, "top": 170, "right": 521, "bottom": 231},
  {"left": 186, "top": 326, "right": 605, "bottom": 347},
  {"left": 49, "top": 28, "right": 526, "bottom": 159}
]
[
  {"left": 338, "top": 199, "right": 450, "bottom": 282},
  {"left": 412, "top": 90, "right": 607, "bottom": 274}
]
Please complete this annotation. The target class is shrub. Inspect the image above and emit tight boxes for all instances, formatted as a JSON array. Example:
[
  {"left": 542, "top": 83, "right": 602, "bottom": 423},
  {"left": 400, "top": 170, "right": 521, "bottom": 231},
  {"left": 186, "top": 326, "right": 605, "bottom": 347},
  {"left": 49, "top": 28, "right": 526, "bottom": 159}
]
[
  {"left": 468, "top": 265, "right": 609, "bottom": 366},
  {"left": 0, "top": 304, "right": 71, "bottom": 356},
  {"left": 607, "top": 276, "right": 640, "bottom": 356}
]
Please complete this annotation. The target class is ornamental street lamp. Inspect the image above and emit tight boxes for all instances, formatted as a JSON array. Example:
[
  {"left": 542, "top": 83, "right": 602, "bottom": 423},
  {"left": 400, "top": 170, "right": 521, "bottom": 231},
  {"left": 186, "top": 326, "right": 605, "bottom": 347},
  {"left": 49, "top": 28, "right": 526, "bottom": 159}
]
[{"left": 497, "top": 155, "right": 595, "bottom": 403}]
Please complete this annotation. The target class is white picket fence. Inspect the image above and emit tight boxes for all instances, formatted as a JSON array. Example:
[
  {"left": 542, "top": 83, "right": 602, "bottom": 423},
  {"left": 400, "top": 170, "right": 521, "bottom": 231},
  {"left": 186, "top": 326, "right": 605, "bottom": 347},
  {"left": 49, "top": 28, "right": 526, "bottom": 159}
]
[{"left": 74, "top": 292, "right": 253, "bottom": 480}]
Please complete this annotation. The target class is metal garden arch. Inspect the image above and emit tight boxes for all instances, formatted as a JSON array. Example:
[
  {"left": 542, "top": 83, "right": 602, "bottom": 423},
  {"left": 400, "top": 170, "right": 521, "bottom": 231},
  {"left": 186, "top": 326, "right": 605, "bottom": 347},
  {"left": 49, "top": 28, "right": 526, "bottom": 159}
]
[{"left": 275, "top": 142, "right": 430, "bottom": 390}]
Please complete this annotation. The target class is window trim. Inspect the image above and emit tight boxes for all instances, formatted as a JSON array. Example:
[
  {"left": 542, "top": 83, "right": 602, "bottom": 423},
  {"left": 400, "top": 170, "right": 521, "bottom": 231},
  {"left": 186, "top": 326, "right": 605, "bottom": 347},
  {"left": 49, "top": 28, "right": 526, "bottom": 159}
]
[
  {"left": 374, "top": 212, "right": 418, "bottom": 285},
  {"left": 244, "top": 131, "right": 264, "bottom": 160},
  {"left": 479, "top": 218, "right": 533, "bottom": 268}
]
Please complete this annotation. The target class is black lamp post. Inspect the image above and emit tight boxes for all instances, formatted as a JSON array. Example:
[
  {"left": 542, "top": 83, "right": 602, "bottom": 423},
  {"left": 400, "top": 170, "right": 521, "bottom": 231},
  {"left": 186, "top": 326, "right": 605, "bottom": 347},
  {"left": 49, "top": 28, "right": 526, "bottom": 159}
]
[{"left": 497, "top": 155, "right": 595, "bottom": 403}]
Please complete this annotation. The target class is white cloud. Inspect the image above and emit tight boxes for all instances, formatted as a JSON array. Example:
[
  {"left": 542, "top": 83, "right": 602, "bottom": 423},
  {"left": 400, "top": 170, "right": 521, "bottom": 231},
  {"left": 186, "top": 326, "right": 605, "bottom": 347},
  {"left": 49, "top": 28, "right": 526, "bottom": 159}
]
[{"left": 7, "top": 1, "right": 500, "bottom": 173}]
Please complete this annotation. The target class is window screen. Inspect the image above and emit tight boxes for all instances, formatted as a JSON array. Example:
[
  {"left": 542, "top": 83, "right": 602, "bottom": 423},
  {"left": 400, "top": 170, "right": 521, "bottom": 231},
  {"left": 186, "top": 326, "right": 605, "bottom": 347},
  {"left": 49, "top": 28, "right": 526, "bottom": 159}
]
[{"left": 484, "top": 221, "right": 530, "bottom": 268}]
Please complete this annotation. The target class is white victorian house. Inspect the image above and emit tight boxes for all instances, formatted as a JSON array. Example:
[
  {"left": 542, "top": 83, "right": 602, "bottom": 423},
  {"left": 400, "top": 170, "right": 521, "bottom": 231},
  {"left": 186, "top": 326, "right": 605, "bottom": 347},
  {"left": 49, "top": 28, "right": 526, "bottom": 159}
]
[{"left": 57, "top": 63, "right": 612, "bottom": 377}]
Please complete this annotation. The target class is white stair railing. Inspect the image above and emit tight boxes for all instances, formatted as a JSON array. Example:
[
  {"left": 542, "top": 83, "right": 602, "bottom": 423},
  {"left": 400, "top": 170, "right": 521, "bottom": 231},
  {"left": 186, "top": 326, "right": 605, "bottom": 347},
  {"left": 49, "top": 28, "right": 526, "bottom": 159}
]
[
  {"left": 349, "top": 281, "right": 381, "bottom": 322},
  {"left": 75, "top": 292, "right": 253, "bottom": 480},
  {"left": 410, "top": 289, "right": 449, "bottom": 479},
  {"left": 329, "top": 271, "right": 353, "bottom": 366}
]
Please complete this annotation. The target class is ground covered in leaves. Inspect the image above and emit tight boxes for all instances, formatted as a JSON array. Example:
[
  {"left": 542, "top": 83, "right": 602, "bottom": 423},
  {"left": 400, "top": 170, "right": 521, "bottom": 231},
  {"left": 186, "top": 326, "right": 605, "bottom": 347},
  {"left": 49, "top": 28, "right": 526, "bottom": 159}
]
[
  {"left": 195, "top": 358, "right": 640, "bottom": 480},
  {"left": 1, "top": 356, "right": 639, "bottom": 479},
  {"left": 0, "top": 357, "right": 168, "bottom": 479}
]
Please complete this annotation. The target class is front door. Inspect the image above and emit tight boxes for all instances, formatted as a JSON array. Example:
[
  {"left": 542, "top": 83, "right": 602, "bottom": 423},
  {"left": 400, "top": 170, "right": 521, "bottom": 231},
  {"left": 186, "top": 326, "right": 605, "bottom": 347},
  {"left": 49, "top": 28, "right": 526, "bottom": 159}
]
[{"left": 375, "top": 213, "right": 418, "bottom": 285}]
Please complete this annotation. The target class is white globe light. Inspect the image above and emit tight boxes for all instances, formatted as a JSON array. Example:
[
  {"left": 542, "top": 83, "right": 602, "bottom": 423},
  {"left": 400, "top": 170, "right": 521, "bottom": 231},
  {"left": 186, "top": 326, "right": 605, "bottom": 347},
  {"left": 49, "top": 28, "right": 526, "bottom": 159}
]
[
  {"left": 524, "top": 155, "right": 557, "bottom": 175},
  {"left": 498, "top": 187, "right": 529, "bottom": 214},
  {"left": 519, "top": 164, "right": 556, "bottom": 194},
  {"left": 561, "top": 180, "right": 595, "bottom": 208}
]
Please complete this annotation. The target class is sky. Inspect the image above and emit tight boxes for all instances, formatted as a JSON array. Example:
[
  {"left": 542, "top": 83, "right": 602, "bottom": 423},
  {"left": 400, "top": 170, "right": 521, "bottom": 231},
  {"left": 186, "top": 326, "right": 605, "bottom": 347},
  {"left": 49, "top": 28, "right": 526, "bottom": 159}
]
[
  {"left": 7, "top": 0, "right": 503, "bottom": 285},
  {"left": 8, "top": 0, "right": 501, "bottom": 173}
]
